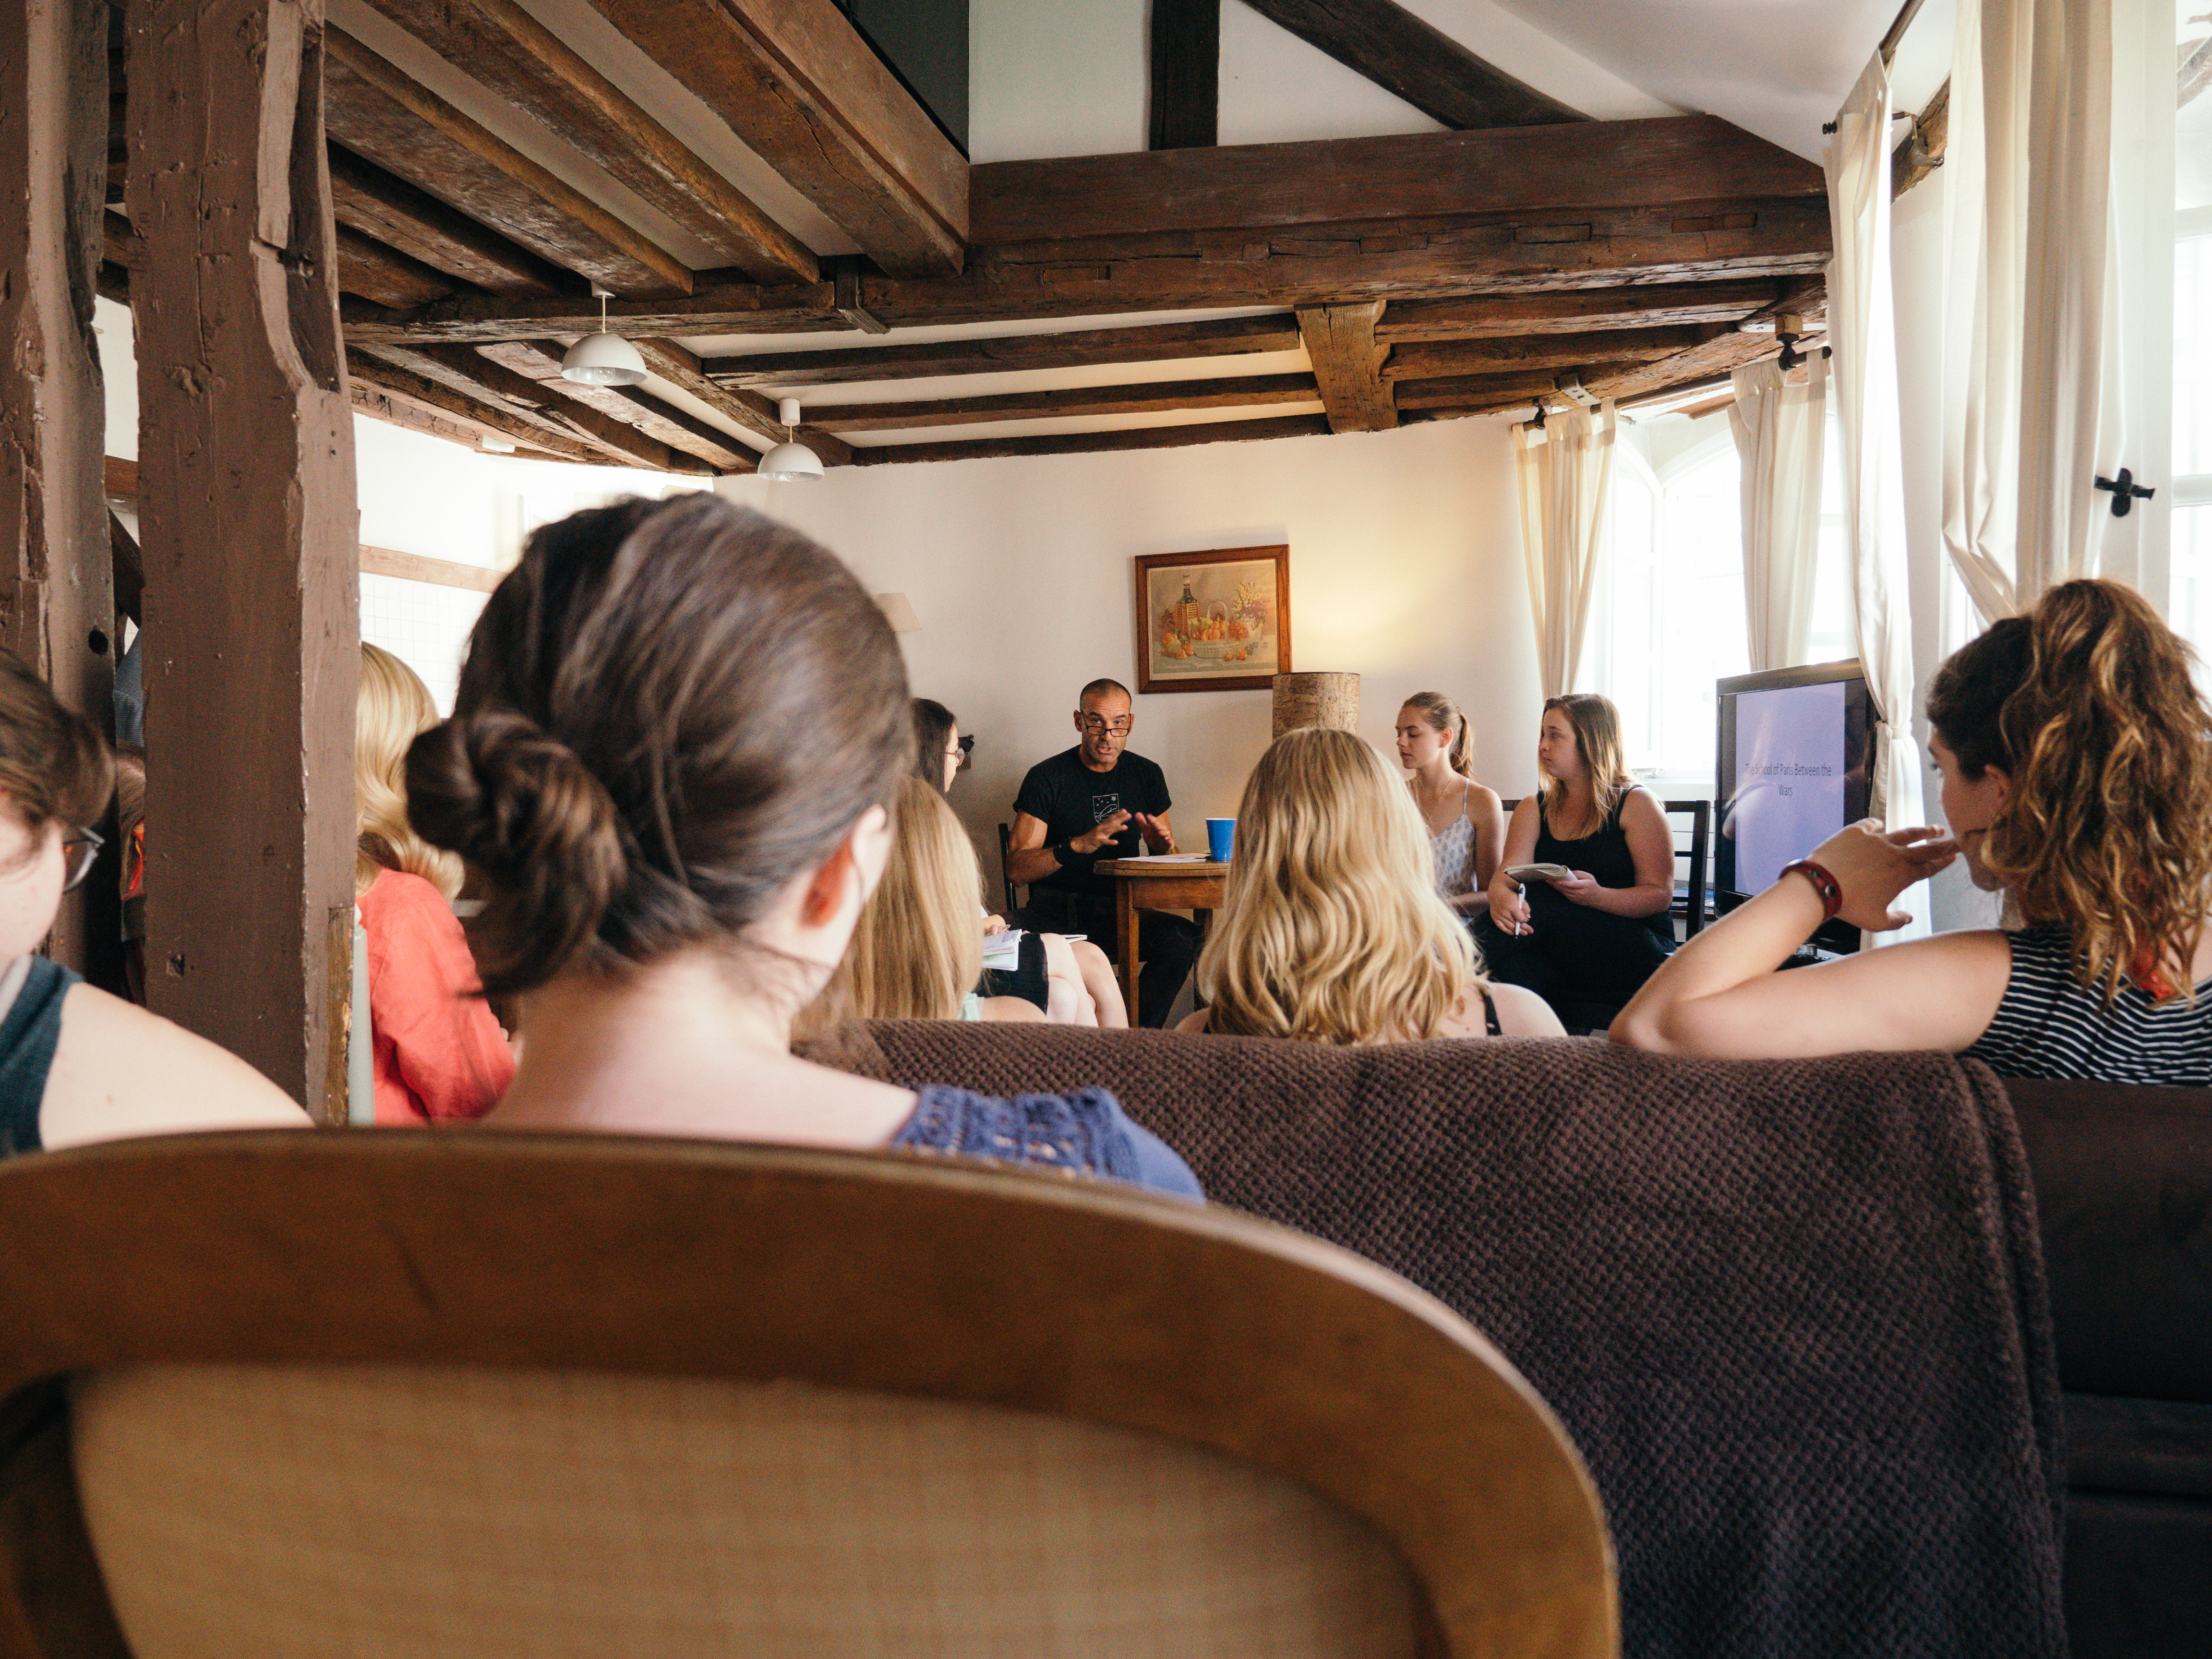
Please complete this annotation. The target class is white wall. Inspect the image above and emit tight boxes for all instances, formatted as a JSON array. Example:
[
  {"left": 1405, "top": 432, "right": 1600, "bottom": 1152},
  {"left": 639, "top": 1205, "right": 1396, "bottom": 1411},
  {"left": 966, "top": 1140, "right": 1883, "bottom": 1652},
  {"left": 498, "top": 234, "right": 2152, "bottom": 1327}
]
[
  {"left": 969, "top": 0, "right": 1669, "bottom": 163},
  {"left": 720, "top": 420, "right": 1539, "bottom": 874}
]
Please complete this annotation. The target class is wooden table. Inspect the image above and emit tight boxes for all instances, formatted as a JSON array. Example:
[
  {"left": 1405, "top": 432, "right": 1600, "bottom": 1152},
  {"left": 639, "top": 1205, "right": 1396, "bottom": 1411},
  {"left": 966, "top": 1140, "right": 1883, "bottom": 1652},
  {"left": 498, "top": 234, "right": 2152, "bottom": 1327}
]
[{"left": 1094, "top": 858, "right": 1229, "bottom": 1018}]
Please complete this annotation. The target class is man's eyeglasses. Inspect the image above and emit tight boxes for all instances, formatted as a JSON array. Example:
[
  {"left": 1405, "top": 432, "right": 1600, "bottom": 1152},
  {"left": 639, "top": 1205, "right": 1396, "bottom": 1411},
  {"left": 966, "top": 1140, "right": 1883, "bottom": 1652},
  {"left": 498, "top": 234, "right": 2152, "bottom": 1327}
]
[
  {"left": 1079, "top": 716, "right": 1132, "bottom": 735},
  {"left": 61, "top": 826, "right": 104, "bottom": 892}
]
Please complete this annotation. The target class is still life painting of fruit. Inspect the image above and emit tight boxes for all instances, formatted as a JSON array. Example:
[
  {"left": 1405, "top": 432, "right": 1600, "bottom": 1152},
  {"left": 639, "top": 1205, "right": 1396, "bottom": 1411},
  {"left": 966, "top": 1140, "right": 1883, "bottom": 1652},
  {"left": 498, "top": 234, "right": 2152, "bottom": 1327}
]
[{"left": 1133, "top": 546, "right": 1290, "bottom": 694}]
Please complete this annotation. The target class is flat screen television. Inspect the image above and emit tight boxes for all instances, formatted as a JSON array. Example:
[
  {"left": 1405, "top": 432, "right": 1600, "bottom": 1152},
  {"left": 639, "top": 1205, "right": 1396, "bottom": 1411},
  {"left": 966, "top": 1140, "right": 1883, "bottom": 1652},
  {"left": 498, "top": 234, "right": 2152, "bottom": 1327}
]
[{"left": 1714, "top": 660, "right": 1874, "bottom": 954}]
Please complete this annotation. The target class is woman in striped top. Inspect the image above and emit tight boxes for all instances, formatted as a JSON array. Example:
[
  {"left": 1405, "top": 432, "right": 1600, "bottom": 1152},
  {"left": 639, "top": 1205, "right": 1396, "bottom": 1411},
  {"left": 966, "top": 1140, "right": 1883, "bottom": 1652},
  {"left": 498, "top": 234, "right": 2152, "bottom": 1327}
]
[{"left": 1612, "top": 579, "right": 2212, "bottom": 1084}]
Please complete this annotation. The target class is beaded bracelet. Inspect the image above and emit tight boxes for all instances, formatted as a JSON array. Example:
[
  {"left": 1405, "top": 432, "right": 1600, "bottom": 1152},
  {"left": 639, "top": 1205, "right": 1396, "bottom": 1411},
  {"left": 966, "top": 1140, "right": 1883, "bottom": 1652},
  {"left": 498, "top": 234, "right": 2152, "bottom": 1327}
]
[{"left": 1779, "top": 858, "right": 1844, "bottom": 922}]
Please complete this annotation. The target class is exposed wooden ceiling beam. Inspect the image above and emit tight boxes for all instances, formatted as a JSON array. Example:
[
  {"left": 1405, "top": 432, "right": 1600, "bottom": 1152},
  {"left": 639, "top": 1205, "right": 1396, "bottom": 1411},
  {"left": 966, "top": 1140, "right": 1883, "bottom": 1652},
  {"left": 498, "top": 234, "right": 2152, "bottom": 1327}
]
[
  {"left": 806, "top": 372, "right": 1317, "bottom": 433},
  {"left": 1579, "top": 280, "right": 1825, "bottom": 405},
  {"left": 1382, "top": 325, "right": 1709, "bottom": 381},
  {"left": 866, "top": 202, "right": 1832, "bottom": 328},
  {"left": 360, "top": 0, "right": 819, "bottom": 285},
  {"left": 399, "top": 344, "right": 711, "bottom": 471},
  {"left": 342, "top": 279, "right": 842, "bottom": 345},
  {"left": 348, "top": 349, "right": 618, "bottom": 464},
  {"left": 325, "top": 27, "right": 692, "bottom": 298},
  {"left": 1892, "top": 78, "right": 1948, "bottom": 198},
  {"left": 1150, "top": 0, "right": 1219, "bottom": 150},
  {"left": 1239, "top": 0, "right": 1585, "bottom": 129},
  {"left": 345, "top": 202, "right": 1827, "bottom": 345},
  {"left": 476, "top": 341, "right": 759, "bottom": 472},
  {"left": 332, "top": 225, "right": 457, "bottom": 308},
  {"left": 851, "top": 413, "right": 1333, "bottom": 467},
  {"left": 702, "top": 314, "right": 1301, "bottom": 388},
  {"left": 350, "top": 375, "right": 571, "bottom": 461},
  {"left": 1391, "top": 366, "right": 1648, "bottom": 411},
  {"left": 579, "top": 0, "right": 966, "bottom": 277},
  {"left": 1297, "top": 302, "right": 1395, "bottom": 432},
  {"left": 629, "top": 338, "right": 855, "bottom": 466},
  {"left": 1377, "top": 281, "right": 1788, "bottom": 342},
  {"left": 328, "top": 144, "right": 563, "bottom": 296},
  {"left": 970, "top": 117, "right": 1821, "bottom": 247}
]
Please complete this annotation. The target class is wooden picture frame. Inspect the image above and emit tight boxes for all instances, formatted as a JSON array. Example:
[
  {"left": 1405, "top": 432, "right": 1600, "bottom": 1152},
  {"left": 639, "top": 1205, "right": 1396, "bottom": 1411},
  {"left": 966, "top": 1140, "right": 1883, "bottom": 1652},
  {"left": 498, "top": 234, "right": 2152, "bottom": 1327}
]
[{"left": 1133, "top": 545, "right": 1291, "bottom": 695}]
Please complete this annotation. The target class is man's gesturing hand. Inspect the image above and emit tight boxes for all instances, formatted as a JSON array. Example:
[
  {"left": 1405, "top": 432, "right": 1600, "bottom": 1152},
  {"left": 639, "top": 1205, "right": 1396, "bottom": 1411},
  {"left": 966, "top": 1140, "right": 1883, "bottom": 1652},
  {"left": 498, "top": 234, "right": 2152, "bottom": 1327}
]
[{"left": 1070, "top": 810, "right": 1132, "bottom": 855}]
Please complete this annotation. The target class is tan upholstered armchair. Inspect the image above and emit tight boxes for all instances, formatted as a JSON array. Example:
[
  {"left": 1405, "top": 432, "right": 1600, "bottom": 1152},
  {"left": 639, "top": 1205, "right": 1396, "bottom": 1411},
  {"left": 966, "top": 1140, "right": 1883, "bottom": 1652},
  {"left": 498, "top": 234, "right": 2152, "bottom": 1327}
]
[{"left": 0, "top": 1131, "right": 1615, "bottom": 1658}]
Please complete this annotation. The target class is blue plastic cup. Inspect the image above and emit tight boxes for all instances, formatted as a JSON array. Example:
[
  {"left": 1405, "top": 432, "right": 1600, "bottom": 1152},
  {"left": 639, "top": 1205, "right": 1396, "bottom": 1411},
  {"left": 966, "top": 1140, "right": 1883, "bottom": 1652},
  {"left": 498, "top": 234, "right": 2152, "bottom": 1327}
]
[{"left": 1205, "top": 817, "right": 1236, "bottom": 862}]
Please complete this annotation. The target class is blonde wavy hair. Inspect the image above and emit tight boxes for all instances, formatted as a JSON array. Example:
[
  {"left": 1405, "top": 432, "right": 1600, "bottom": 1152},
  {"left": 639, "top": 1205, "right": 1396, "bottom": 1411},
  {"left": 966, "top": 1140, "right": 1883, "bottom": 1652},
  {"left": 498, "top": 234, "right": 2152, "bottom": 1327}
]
[
  {"left": 1926, "top": 578, "right": 2212, "bottom": 1004},
  {"left": 826, "top": 775, "right": 986, "bottom": 1022},
  {"left": 1199, "top": 727, "right": 1480, "bottom": 1044},
  {"left": 1539, "top": 693, "right": 1634, "bottom": 824},
  {"left": 358, "top": 644, "right": 460, "bottom": 901}
]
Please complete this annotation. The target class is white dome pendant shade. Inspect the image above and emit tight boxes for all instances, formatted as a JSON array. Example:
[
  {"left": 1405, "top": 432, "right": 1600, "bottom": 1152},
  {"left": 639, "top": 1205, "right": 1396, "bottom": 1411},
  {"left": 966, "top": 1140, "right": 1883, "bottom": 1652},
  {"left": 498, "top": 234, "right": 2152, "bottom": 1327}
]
[
  {"left": 561, "top": 285, "right": 647, "bottom": 387},
  {"left": 757, "top": 397, "right": 825, "bottom": 482}
]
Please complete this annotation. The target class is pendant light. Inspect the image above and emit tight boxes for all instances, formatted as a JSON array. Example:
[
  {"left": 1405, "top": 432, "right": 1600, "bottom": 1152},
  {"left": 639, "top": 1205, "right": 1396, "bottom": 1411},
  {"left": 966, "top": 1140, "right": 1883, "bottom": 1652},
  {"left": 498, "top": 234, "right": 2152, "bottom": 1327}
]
[
  {"left": 757, "top": 397, "right": 824, "bottom": 482},
  {"left": 561, "top": 284, "right": 647, "bottom": 386}
]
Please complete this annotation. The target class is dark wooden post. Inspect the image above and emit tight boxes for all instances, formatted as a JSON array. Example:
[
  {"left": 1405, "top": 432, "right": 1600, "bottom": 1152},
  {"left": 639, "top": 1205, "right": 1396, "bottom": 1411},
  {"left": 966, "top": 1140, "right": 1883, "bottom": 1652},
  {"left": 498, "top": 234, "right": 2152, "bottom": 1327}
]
[
  {"left": 126, "top": 0, "right": 359, "bottom": 1117},
  {"left": 0, "top": 0, "right": 120, "bottom": 980},
  {"left": 1149, "top": 0, "right": 1219, "bottom": 150}
]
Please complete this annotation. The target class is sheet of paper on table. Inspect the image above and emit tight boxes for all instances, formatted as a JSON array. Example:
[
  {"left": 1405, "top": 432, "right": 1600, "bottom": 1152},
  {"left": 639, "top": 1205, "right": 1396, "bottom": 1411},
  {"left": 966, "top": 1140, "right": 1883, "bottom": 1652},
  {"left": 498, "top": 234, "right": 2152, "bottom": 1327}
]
[{"left": 1119, "top": 853, "right": 1210, "bottom": 862}]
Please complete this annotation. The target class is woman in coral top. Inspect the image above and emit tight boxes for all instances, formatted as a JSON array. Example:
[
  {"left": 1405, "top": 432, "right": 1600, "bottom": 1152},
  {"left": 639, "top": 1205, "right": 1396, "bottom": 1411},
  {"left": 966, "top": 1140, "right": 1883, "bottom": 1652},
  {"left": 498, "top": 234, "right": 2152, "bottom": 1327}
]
[{"left": 357, "top": 644, "right": 514, "bottom": 1124}]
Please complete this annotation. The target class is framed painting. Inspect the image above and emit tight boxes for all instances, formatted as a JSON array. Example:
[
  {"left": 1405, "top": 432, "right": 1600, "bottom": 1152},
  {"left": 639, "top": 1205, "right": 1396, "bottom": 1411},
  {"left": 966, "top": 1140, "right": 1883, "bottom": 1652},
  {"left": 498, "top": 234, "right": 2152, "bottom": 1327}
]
[{"left": 1133, "top": 546, "right": 1291, "bottom": 695}]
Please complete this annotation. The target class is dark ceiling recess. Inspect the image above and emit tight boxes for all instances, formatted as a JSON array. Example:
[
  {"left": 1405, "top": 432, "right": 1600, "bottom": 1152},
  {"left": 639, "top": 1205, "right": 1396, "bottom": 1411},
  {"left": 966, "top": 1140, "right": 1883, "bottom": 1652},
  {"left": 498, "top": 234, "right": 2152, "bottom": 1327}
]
[{"left": 836, "top": 0, "right": 969, "bottom": 156}]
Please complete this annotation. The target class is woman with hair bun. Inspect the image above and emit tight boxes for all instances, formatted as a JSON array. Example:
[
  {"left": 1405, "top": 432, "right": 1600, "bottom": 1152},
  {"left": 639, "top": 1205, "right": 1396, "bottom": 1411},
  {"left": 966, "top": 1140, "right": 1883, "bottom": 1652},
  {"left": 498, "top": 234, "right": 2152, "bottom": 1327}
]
[
  {"left": 407, "top": 496, "right": 1196, "bottom": 1194},
  {"left": 355, "top": 643, "right": 513, "bottom": 1125},
  {"left": 1614, "top": 579, "right": 2212, "bottom": 1083},
  {"left": 0, "top": 649, "right": 306, "bottom": 1155},
  {"left": 1396, "top": 690, "right": 1505, "bottom": 914},
  {"left": 1180, "top": 726, "right": 1559, "bottom": 1042}
]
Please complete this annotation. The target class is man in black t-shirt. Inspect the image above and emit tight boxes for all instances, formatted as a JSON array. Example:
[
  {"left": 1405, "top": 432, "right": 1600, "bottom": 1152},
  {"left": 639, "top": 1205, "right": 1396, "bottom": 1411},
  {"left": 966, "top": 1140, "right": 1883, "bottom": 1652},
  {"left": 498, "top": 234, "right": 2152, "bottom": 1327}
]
[{"left": 1005, "top": 678, "right": 1202, "bottom": 1026}]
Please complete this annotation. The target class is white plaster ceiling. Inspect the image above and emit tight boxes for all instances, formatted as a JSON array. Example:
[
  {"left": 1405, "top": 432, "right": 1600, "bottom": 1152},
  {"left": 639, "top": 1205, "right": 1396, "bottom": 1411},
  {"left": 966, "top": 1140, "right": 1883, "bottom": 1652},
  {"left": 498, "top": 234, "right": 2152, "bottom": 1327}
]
[{"left": 1487, "top": 0, "right": 1948, "bottom": 160}]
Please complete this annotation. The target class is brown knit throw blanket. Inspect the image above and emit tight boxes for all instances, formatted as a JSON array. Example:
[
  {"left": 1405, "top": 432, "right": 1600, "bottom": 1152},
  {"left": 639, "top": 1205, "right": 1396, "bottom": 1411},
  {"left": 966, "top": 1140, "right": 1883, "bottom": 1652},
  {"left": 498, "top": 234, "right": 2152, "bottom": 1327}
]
[{"left": 835, "top": 1022, "right": 2067, "bottom": 1659}]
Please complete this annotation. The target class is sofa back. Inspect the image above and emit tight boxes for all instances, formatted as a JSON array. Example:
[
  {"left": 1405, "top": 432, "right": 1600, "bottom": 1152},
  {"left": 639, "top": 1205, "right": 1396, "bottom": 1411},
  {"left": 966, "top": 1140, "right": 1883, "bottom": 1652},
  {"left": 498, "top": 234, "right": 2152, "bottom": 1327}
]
[
  {"left": 847, "top": 1020, "right": 2070, "bottom": 1659},
  {"left": 2007, "top": 1077, "right": 2212, "bottom": 1404}
]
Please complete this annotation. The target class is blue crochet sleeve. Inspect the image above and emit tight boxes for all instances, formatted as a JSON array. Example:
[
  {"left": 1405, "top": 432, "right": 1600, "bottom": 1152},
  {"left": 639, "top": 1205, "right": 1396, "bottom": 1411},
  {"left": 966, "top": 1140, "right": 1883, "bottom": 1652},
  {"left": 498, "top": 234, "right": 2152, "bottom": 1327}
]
[{"left": 890, "top": 1084, "right": 1202, "bottom": 1201}]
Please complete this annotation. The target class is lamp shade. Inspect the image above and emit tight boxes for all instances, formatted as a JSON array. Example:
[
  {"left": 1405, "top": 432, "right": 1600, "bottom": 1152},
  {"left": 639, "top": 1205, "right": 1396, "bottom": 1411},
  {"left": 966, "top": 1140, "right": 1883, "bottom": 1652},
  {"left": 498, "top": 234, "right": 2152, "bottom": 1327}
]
[
  {"left": 561, "top": 332, "right": 648, "bottom": 386},
  {"left": 757, "top": 440, "right": 824, "bottom": 481},
  {"left": 874, "top": 592, "right": 921, "bottom": 633}
]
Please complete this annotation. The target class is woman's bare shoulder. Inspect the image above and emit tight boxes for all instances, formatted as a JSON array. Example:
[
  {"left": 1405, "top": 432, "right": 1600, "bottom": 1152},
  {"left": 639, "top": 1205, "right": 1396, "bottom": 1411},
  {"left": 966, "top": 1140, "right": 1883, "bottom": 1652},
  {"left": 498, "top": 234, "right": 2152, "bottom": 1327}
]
[
  {"left": 1486, "top": 982, "right": 1566, "bottom": 1037},
  {"left": 39, "top": 984, "right": 312, "bottom": 1151},
  {"left": 1435, "top": 980, "right": 1563, "bottom": 1039}
]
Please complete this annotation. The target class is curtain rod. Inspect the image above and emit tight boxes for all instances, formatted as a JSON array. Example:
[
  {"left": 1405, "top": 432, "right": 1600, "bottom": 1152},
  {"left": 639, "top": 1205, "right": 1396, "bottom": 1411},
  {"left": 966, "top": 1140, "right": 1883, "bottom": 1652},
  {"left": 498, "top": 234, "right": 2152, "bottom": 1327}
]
[{"left": 1878, "top": 0, "right": 1927, "bottom": 64}]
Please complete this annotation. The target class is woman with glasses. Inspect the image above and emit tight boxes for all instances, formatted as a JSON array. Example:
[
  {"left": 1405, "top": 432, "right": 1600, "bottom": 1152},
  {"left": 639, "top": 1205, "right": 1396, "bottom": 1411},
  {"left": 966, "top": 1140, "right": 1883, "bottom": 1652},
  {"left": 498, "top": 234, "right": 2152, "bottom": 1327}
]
[
  {"left": 908, "top": 696, "right": 1129, "bottom": 1025},
  {"left": 910, "top": 698, "right": 971, "bottom": 794},
  {"left": 0, "top": 648, "right": 307, "bottom": 1157}
]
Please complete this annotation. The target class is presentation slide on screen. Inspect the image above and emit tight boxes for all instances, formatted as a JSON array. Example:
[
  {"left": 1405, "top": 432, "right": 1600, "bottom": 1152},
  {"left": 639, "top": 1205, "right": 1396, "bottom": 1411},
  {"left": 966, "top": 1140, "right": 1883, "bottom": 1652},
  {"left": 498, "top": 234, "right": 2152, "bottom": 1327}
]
[{"left": 1731, "top": 681, "right": 1846, "bottom": 891}]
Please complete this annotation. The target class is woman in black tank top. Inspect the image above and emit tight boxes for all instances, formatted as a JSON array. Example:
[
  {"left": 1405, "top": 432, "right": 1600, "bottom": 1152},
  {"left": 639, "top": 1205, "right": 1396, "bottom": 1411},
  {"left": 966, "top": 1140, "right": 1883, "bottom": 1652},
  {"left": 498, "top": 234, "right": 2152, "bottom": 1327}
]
[{"left": 1482, "top": 695, "right": 1678, "bottom": 1013}]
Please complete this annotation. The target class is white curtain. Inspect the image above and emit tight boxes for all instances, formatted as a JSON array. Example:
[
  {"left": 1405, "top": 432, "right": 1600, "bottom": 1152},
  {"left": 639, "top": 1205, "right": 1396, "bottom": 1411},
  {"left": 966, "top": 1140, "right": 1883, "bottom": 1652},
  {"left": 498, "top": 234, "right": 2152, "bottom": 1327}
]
[
  {"left": 1513, "top": 402, "right": 1616, "bottom": 698},
  {"left": 1941, "top": 0, "right": 2126, "bottom": 619},
  {"left": 1729, "top": 352, "right": 1829, "bottom": 672},
  {"left": 1824, "top": 53, "right": 1929, "bottom": 944}
]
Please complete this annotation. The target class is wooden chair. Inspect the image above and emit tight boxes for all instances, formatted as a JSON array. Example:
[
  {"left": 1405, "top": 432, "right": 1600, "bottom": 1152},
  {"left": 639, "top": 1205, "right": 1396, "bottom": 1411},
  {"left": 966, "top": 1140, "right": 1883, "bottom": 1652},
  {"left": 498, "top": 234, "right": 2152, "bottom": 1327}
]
[
  {"left": 1660, "top": 799, "right": 1711, "bottom": 939},
  {"left": 0, "top": 1131, "right": 1616, "bottom": 1659},
  {"left": 996, "top": 819, "right": 1021, "bottom": 915}
]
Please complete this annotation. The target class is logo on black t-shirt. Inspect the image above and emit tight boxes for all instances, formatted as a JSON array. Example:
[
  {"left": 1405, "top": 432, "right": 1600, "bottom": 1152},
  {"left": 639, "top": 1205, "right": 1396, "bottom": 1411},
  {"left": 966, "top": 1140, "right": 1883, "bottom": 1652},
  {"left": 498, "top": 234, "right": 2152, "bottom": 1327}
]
[{"left": 1091, "top": 793, "right": 1121, "bottom": 824}]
